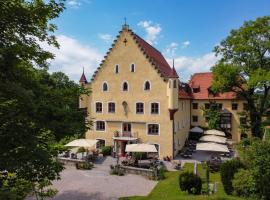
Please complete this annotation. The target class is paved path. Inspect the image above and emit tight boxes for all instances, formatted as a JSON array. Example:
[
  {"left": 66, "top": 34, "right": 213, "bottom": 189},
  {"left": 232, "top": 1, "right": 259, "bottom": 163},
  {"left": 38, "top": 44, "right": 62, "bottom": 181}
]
[{"left": 51, "top": 157, "right": 157, "bottom": 200}]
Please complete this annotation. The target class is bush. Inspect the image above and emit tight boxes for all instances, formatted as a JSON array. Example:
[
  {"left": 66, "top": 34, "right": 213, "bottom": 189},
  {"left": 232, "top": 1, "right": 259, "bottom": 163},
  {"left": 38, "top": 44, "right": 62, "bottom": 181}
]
[
  {"left": 75, "top": 162, "right": 94, "bottom": 170},
  {"left": 179, "top": 172, "right": 202, "bottom": 195},
  {"left": 157, "top": 166, "right": 168, "bottom": 180},
  {"left": 101, "top": 146, "right": 112, "bottom": 156},
  {"left": 220, "top": 159, "right": 244, "bottom": 195},
  {"left": 232, "top": 169, "right": 256, "bottom": 198},
  {"left": 77, "top": 147, "right": 86, "bottom": 154},
  {"left": 133, "top": 152, "right": 147, "bottom": 160},
  {"left": 110, "top": 165, "right": 125, "bottom": 176}
]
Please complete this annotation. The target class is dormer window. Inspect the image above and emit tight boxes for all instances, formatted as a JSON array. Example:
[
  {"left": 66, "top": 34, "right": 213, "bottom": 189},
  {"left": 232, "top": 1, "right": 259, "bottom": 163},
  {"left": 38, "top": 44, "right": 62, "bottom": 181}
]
[
  {"left": 122, "top": 81, "right": 128, "bottom": 91},
  {"left": 102, "top": 82, "right": 108, "bottom": 91},
  {"left": 193, "top": 86, "right": 200, "bottom": 93},
  {"left": 144, "top": 81, "right": 151, "bottom": 91},
  {"left": 130, "top": 63, "right": 135, "bottom": 72},
  {"left": 115, "top": 64, "right": 119, "bottom": 74}
]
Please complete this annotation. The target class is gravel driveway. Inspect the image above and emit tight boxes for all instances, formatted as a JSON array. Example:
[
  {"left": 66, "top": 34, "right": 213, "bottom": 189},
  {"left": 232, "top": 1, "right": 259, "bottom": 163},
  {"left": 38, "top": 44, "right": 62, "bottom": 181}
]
[{"left": 51, "top": 156, "right": 157, "bottom": 200}]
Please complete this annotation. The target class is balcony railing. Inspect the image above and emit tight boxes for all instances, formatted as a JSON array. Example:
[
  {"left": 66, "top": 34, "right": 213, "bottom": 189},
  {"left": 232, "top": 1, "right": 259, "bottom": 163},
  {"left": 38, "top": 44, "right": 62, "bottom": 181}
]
[{"left": 114, "top": 132, "right": 138, "bottom": 138}]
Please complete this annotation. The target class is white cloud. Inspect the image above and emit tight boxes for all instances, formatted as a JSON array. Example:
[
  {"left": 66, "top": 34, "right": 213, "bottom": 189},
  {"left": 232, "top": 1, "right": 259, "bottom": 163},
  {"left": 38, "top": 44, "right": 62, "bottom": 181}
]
[
  {"left": 98, "top": 33, "right": 113, "bottom": 43},
  {"left": 181, "top": 40, "right": 190, "bottom": 48},
  {"left": 166, "top": 53, "right": 220, "bottom": 81},
  {"left": 66, "top": 0, "right": 90, "bottom": 9},
  {"left": 137, "top": 20, "right": 161, "bottom": 45},
  {"left": 40, "top": 35, "right": 102, "bottom": 82},
  {"left": 164, "top": 42, "right": 179, "bottom": 56}
]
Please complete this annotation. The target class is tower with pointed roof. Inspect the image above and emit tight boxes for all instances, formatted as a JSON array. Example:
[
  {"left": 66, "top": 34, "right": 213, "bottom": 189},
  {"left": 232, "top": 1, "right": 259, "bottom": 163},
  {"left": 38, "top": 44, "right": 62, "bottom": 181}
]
[{"left": 168, "top": 60, "right": 179, "bottom": 119}]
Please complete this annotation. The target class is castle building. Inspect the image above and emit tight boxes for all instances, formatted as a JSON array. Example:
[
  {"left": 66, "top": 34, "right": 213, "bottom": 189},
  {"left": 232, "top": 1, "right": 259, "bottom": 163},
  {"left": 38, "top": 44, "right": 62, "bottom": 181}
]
[{"left": 79, "top": 24, "right": 246, "bottom": 158}]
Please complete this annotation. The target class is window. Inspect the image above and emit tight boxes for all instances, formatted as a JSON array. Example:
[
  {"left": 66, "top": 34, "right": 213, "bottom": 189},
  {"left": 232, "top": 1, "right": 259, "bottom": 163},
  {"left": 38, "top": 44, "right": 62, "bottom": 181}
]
[
  {"left": 122, "top": 81, "right": 128, "bottom": 91},
  {"left": 108, "top": 102, "right": 115, "bottom": 113},
  {"left": 243, "top": 103, "right": 248, "bottom": 111},
  {"left": 96, "top": 121, "right": 105, "bottom": 131},
  {"left": 218, "top": 103, "right": 223, "bottom": 110},
  {"left": 102, "top": 82, "right": 108, "bottom": 91},
  {"left": 96, "top": 139, "right": 105, "bottom": 149},
  {"left": 205, "top": 103, "right": 210, "bottom": 109},
  {"left": 147, "top": 124, "right": 159, "bottom": 135},
  {"left": 173, "top": 80, "right": 177, "bottom": 88},
  {"left": 115, "top": 64, "right": 119, "bottom": 73},
  {"left": 232, "top": 103, "right": 238, "bottom": 110},
  {"left": 193, "top": 87, "right": 200, "bottom": 93},
  {"left": 192, "top": 115, "right": 198, "bottom": 122},
  {"left": 144, "top": 81, "right": 151, "bottom": 91},
  {"left": 192, "top": 103, "right": 198, "bottom": 109},
  {"left": 96, "top": 102, "right": 102, "bottom": 113},
  {"left": 130, "top": 63, "right": 135, "bottom": 72},
  {"left": 136, "top": 102, "right": 144, "bottom": 114},
  {"left": 151, "top": 103, "right": 159, "bottom": 114}
]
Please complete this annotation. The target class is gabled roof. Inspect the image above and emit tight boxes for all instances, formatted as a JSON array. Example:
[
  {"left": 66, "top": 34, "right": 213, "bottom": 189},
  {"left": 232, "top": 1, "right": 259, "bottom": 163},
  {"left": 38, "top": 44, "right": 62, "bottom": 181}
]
[
  {"left": 132, "top": 34, "right": 173, "bottom": 78},
  {"left": 90, "top": 25, "right": 176, "bottom": 82},
  {"left": 189, "top": 72, "right": 236, "bottom": 100}
]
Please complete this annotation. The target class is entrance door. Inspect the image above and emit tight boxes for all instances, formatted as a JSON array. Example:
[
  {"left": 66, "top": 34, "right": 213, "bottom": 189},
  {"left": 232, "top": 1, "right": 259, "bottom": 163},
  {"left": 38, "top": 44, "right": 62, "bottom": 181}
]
[{"left": 122, "top": 123, "right": 131, "bottom": 137}]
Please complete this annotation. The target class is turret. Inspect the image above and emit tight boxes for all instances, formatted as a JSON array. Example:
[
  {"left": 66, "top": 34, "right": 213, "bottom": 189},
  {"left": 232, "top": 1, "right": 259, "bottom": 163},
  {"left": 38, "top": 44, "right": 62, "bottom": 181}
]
[
  {"left": 79, "top": 68, "right": 88, "bottom": 109},
  {"left": 168, "top": 60, "right": 179, "bottom": 111}
]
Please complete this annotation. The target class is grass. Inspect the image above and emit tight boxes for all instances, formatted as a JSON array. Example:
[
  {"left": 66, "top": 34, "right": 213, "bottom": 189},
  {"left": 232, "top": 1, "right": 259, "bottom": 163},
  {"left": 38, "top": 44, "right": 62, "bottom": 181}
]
[{"left": 120, "top": 163, "right": 243, "bottom": 200}]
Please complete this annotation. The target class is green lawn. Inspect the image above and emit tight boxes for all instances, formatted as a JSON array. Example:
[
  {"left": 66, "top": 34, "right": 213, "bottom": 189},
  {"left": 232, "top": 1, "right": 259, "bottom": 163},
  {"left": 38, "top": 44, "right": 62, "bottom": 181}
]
[{"left": 120, "top": 163, "right": 243, "bottom": 200}]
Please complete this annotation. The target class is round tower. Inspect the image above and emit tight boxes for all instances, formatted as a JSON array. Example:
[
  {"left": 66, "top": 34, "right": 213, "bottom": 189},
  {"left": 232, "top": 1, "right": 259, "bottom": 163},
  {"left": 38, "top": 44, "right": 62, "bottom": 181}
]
[{"left": 168, "top": 60, "right": 179, "bottom": 120}]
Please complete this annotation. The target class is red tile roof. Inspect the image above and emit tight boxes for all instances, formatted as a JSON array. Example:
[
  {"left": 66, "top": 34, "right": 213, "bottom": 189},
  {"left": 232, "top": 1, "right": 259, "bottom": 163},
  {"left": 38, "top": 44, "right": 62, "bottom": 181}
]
[
  {"left": 179, "top": 87, "right": 191, "bottom": 99},
  {"left": 133, "top": 34, "right": 174, "bottom": 78},
  {"left": 189, "top": 72, "right": 236, "bottom": 100}
]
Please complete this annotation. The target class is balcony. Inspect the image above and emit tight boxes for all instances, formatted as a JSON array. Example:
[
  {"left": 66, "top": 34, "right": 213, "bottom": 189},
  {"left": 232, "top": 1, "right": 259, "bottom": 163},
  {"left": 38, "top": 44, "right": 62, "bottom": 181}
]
[{"left": 113, "top": 131, "right": 138, "bottom": 141}]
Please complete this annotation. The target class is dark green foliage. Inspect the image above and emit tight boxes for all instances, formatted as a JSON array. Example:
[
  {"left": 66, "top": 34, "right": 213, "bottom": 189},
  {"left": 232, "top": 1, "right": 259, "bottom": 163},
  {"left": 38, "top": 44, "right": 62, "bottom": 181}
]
[
  {"left": 101, "top": 146, "right": 112, "bottom": 156},
  {"left": 212, "top": 16, "right": 270, "bottom": 138},
  {"left": 133, "top": 152, "right": 147, "bottom": 160},
  {"left": 202, "top": 103, "right": 221, "bottom": 130},
  {"left": 232, "top": 169, "right": 257, "bottom": 198},
  {"left": 110, "top": 165, "right": 125, "bottom": 176},
  {"left": 75, "top": 162, "right": 94, "bottom": 170},
  {"left": 179, "top": 172, "right": 202, "bottom": 195},
  {"left": 220, "top": 159, "right": 244, "bottom": 195},
  {"left": 157, "top": 166, "right": 167, "bottom": 180},
  {"left": 0, "top": 1, "right": 90, "bottom": 199},
  {"left": 0, "top": 172, "right": 32, "bottom": 200}
]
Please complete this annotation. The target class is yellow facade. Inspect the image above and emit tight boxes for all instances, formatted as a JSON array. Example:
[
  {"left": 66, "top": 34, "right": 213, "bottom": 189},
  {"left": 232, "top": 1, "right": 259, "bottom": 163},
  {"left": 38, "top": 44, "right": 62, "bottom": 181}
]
[{"left": 79, "top": 25, "right": 245, "bottom": 158}]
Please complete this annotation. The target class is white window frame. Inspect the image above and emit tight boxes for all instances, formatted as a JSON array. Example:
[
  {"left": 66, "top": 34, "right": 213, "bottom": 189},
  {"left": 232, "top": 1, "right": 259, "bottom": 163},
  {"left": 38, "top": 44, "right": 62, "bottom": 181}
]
[
  {"left": 150, "top": 102, "right": 160, "bottom": 115},
  {"left": 135, "top": 102, "right": 144, "bottom": 114},
  {"left": 146, "top": 123, "right": 160, "bottom": 136},
  {"left": 115, "top": 64, "right": 119, "bottom": 74},
  {"left": 130, "top": 63, "right": 136, "bottom": 72},
  {"left": 107, "top": 101, "right": 116, "bottom": 113},
  {"left": 95, "top": 101, "right": 103, "bottom": 114},
  {"left": 95, "top": 120, "right": 106, "bottom": 132},
  {"left": 122, "top": 80, "right": 129, "bottom": 91},
  {"left": 96, "top": 138, "right": 106, "bottom": 149},
  {"left": 102, "top": 81, "right": 109, "bottom": 92},
  {"left": 143, "top": 80, "right": 151, "bottom": 91}
]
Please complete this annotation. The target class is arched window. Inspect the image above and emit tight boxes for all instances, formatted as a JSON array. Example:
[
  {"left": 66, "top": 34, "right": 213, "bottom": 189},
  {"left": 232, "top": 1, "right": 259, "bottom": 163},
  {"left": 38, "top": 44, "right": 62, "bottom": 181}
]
[
  {"left": 115, "top": 64, "right": 119, "bottom": 74},
  {"left": 102, "top": 82, "right": 108, "bottom": 91},
  {"left": 144, "top": 81, "right": 151, "bottom": 91},
  {"left": 130, "top": 63, "right": 135, "bottom": 72},
  {"left": 122, "top": 81, "right": 128, "bottom": 91}
]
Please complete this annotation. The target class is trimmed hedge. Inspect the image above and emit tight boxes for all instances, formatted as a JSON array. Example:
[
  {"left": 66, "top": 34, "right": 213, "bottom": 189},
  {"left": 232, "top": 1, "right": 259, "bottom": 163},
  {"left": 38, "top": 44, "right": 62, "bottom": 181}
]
[
  {"left": 179, "top": 172, "right": 202, "bottom": 195},
  {"left": 220, "top": 159, "right": 244, "bottom": 194}
]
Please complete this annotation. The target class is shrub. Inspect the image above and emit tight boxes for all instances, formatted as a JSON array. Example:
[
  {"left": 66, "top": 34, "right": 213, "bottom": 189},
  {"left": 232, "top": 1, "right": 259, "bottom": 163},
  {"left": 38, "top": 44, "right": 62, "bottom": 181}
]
[
  {"left": 101, "top": 146, "right": 112, "bottom": 156},
  {"left": 77, "top": 147, "right": 86, "bottom": 154},
  {"left": 110, "top": 165, "right": 125, "bottom": 176},
  {"left": 179, "top": 172, "right": 202, "bottom": 195},
  {"left": 220, "top": 159, "right": 244, "bottom": 194},
  {"left": 75, "top": 162, "right": 94, "bottom": 170},
  {"left": 157, "top": 166, "right": 168, "bottom": 180},
  {"left": 133, "top": 152, "right": 147, "bottom": 160},
  {"left": 232, "top": 169, "right": 256, "bottom": 198}
]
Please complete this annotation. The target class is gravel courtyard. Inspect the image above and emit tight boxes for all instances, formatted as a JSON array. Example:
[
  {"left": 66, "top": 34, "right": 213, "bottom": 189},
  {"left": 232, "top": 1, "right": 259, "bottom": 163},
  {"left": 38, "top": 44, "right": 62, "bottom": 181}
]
[{"left": 51, "top": 157, "right": 157, "bottom": 200}]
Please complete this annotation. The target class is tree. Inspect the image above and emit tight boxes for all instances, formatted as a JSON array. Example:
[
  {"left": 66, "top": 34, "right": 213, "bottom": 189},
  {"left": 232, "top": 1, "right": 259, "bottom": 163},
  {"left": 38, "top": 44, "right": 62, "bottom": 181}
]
[
  {"left": 212, "top": 16, "right": 270, "bottom": 138},
  {"left": 202, "top": 102, "right": 221, "bottom": 129},
  {"left": 0, "top": 1, "right": 89, "bottom": 199}
]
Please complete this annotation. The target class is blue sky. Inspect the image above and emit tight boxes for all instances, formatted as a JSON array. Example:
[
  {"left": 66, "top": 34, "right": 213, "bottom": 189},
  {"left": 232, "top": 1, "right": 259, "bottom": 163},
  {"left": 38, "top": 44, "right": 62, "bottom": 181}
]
[{"left": 44, "top": 0, "right": 270, "bottom": 82}]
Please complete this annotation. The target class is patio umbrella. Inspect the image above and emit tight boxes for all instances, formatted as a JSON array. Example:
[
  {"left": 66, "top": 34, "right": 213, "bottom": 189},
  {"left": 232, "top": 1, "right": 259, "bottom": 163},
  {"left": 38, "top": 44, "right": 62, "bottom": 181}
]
[
  {"left": 65, "top": 139, "right": 98, "bottom": 148},
  {"left": 196, "top": 142, "right": 229, "bottom": 153},
  {"left": 204, "top": 129, "right": 225, "bottom": 137},
  {"left": 190, "top": 126, "right": 204, "bottom": 133},
  {"left": 199, "top": 135, "right": 227, "bottom": 144},
  {"left": 125, "top": 143, "right": 157, "bottom": 153}
]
